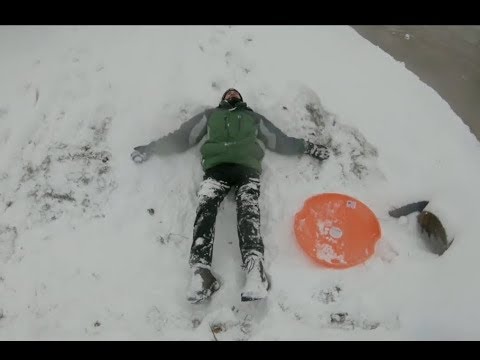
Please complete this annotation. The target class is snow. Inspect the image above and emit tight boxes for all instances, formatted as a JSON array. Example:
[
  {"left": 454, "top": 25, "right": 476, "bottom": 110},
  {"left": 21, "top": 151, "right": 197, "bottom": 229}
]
[
  {"left": 316, "top": 244, "right": 347, "bottom": 265},
  {"left": 1, "top": 25, "right": 480, "bottom": 340}
]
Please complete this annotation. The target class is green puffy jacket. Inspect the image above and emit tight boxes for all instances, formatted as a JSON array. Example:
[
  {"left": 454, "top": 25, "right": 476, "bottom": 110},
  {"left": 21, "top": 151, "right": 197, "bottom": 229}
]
[{"left": 138, "top": 100, "right": 307, "bottom": 172}]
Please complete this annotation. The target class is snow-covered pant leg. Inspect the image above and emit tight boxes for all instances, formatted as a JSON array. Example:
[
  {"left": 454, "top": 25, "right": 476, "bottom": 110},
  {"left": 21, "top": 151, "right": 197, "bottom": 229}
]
[
  {"left": 189, "top": 177, "right": 230, "bottom": 267},
  {"left": 235, "top": 176, "right": 264, "bottom": 264}
]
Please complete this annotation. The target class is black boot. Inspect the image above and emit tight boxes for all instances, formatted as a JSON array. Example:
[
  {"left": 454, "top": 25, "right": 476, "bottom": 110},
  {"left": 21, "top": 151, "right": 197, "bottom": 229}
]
[
  {"left": 241, "top": 255, "right": 270, "bottom": 302},
  {"left": 186, "top": 265, "right": 220, "bottom": 304}
]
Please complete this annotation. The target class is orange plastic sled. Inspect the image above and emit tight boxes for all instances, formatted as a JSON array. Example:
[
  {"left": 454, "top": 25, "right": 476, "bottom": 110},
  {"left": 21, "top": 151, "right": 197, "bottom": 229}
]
[{"left": 294, "top": 193, "right": 381, "bottom": 269}]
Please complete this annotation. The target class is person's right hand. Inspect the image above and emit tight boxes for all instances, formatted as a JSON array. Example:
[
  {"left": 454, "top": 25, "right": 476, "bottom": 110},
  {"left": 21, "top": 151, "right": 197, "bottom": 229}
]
[
  {"left": 131, "top": 147, "right": 149, "bottom": 164},
  {"left": 304, "top": 141, "right": 330, "bottom": 161}
]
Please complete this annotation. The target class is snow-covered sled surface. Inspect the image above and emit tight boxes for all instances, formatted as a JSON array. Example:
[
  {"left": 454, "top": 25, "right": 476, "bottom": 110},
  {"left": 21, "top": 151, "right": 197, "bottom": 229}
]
[{"left": 0, "top": 25, "right": 480, "bottom": 340}]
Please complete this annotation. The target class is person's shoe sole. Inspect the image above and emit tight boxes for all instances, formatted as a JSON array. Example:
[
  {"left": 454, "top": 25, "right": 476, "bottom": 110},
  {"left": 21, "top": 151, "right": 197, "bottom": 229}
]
[
  {"left": 240, "top": 273, "right": 271, "bottom": 302},
  {"left": 187, "top": 280, "right": 220, "bottom": 304},
  {"left": 240, "top": 292, "right": 267, "bottom": 302}
]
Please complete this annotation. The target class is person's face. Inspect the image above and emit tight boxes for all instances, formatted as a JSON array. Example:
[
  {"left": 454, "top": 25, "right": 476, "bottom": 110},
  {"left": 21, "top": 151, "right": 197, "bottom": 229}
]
[{"left": 224, "top": 90, "right": 241, "bottom": 102}]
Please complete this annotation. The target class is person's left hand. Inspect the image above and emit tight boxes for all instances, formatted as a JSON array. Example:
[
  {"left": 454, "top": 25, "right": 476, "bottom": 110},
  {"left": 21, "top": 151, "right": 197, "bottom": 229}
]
[{"left": 131, "top": 147, "right": 149, "bottom": 163}]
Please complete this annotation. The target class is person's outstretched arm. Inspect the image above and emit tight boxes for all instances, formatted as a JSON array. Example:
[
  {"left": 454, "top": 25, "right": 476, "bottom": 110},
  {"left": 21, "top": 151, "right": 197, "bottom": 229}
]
[
  {"left": 254, "top": 112, "right": 330, "bottom": 161},
  {"left": 131, "top": 108, "right": 214, "bottom": 163}
]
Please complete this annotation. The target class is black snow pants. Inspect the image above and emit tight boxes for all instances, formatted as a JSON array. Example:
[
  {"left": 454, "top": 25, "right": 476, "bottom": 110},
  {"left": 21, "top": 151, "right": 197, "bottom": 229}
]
[{"left": 189, "top": 163, "right": 264, "bottom": 267}]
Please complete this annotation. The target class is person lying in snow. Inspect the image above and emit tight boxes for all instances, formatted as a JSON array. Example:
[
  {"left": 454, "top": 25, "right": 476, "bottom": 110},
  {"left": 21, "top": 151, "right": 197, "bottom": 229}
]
[{"left": 131, "top": 88, "right": 330, "bottom": 303}]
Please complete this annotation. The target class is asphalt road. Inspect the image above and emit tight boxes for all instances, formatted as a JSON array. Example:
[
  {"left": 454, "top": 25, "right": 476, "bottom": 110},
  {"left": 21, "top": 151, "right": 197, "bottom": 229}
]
[{"left": 352, "top": 25, "right": 480, "bottom": 141}]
